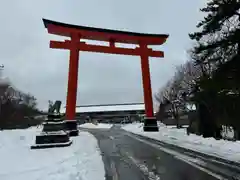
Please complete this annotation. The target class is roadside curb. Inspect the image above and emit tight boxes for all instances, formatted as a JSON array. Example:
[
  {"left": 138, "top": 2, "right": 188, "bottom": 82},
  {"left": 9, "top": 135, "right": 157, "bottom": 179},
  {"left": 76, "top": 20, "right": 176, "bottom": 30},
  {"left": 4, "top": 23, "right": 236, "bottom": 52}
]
[{"left": 124, "top": 130, "right": 240, "bottom": 168}]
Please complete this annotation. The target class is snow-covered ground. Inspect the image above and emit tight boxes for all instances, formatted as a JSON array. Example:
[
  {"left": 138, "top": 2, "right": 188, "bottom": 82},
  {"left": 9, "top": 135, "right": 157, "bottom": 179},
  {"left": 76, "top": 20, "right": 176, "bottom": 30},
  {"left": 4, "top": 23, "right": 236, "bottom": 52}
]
[
  {"left": 0, "top": 127, "right": 105, "bottom": 180},
  {"left": 79, "top": 123, "right": 113, "bottom": 129},
  {"left": 122, "top": 122, "right": 240, "bottom": 163}
]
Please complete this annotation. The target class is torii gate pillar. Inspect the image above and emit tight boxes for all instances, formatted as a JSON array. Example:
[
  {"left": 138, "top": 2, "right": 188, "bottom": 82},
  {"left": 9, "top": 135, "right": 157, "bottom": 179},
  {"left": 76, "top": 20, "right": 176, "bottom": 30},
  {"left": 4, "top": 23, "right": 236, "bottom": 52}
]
[{"left": 43, "top": 19, "right": 168, "bottom": 133}]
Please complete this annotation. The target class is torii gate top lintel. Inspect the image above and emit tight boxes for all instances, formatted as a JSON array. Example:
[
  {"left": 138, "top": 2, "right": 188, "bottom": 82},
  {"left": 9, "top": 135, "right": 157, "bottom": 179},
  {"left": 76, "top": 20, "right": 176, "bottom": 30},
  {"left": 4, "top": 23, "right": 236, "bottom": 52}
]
[{"left": 43, "top": 18, "right": 169, "bottom": 46}]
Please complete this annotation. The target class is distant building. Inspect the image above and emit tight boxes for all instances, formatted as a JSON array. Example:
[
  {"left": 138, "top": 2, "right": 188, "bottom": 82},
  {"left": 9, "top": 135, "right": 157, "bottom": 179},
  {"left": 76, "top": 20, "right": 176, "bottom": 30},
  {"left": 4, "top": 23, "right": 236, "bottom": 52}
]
[{"left": 60, "top": 103, "right": 146, "bottom": 123}]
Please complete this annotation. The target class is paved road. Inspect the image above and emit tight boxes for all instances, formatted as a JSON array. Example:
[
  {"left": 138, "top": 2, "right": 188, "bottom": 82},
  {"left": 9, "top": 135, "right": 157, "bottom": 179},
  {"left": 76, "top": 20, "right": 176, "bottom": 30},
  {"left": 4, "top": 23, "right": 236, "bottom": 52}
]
[{"left": 82, "top": 125, "right": 230, "bottom": 180}]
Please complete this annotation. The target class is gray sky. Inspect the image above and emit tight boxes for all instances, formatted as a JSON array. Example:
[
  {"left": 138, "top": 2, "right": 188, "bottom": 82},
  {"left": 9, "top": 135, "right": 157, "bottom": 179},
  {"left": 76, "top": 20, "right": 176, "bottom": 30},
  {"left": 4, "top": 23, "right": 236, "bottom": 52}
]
[{"left": 0, "top": 0, "right": 206, "bottom": 111}]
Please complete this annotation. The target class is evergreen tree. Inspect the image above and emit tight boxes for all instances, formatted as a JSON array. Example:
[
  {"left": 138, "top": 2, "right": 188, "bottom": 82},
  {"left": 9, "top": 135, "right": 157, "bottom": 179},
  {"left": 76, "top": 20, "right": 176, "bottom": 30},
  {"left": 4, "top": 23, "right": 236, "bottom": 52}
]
[
  {"left": 190, "top": 0, "right": 240, "bottom": 66},
  {"left": 189, "top": 0, "right": 240, "bottom": 139}
]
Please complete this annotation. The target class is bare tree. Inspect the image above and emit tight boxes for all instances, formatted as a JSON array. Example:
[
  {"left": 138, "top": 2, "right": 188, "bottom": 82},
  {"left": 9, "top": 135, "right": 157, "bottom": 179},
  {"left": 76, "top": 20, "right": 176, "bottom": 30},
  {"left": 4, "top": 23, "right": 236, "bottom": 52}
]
[
  {"left": 0, "top": 80, "right": 10, "bottom": 115},
  {"left": 178, "top": 61, "right": 202, "bottom": 91},
  {"left": 155, "top": 77, "right": 183, "bottom": 128},
  {"left": 0, "top": 81, "right": 39, "bottom": 129},
  {"left": 155, "top": 60, "right": 201, "bottom": 128}
]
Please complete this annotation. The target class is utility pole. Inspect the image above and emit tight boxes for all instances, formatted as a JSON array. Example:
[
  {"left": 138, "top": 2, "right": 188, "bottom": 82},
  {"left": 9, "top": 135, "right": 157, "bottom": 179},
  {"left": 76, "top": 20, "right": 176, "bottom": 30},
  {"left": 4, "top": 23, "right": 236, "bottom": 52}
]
[
  {"left": 0, "top": 64, "right": 4, "bottom": 79},
  {"left": 0, "top": 64, "right": 4, "bottom": 116}
]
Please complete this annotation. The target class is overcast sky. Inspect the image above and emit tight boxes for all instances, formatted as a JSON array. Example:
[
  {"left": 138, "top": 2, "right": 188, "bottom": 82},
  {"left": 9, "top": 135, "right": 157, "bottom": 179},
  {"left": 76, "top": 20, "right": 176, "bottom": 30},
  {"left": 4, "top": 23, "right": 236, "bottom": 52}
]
[{"left": 0, "top": 0, "right": 206, "bottom": 111}]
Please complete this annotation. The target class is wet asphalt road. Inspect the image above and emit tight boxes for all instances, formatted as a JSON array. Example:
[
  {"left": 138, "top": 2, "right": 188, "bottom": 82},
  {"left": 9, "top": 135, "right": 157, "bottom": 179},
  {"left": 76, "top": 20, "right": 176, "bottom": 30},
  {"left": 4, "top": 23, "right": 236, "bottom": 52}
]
[{"left": 83, "top": 125, "right": 222, "bottom": 180}]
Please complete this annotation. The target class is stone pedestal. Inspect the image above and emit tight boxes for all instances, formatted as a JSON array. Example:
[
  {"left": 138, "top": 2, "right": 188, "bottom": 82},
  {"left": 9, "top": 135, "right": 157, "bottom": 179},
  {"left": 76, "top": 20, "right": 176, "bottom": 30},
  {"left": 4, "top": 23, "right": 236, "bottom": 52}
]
[
  {"left": 31, "top": 131, "right": 72, "bottom": 149},
  {"left": 65, "top": 120, "right": 79, "bottom": 136},
  {"left": 31, "top": 114, "right": 72, "bottom": 149},
  {"left": 143, "top": 117, "right": 159, "bottom": 132}
]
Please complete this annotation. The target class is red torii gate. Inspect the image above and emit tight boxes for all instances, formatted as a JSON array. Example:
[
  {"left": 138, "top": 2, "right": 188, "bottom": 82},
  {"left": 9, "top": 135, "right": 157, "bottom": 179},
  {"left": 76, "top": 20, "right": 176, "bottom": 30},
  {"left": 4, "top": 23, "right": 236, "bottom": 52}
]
[{"left": 43, "top": 19, "right": 168, "bottom": 132}]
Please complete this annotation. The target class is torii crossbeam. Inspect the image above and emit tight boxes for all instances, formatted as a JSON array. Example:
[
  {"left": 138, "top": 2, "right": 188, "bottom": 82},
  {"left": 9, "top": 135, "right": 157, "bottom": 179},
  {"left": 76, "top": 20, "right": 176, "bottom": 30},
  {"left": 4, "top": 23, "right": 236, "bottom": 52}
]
[{"left": 43, "top": 19, "right": 168, "bottom": 132}]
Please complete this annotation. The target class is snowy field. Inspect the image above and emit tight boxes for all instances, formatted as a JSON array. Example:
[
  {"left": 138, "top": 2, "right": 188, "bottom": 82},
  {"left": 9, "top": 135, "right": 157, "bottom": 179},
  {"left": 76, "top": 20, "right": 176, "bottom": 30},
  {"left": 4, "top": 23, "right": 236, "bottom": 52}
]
[
  {"left": 0, "top": 127, "right": 105, "bottom": 180},
  {"left": 79, "top": 123, "right": 113, "bottom": 129},
  {"left": 122, "top": 122, "right": 240, "bottom": 163}
]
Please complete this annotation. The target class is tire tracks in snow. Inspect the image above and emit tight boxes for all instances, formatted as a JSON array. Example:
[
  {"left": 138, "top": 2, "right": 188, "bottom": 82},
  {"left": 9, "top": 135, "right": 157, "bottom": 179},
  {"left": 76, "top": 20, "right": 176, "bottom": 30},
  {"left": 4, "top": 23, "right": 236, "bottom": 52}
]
[{"left": 125, "top": 132, "right": 239, "bottom": 180}]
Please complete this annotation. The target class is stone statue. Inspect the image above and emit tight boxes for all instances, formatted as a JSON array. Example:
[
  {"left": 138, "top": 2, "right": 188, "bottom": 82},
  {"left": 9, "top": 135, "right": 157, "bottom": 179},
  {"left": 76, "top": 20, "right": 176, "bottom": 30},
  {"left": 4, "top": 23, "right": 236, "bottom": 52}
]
[{"left": 48, "top": 100, "right": 62, "bottom": 114}]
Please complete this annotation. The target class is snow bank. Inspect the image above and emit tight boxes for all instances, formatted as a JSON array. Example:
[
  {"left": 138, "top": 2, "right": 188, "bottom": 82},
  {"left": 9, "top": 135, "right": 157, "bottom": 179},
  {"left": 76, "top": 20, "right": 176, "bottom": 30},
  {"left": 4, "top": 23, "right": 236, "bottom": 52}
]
[
  {"left": 79, "top": 123, "right": 112, "bottom": 129},
  {"left": 122, "top": 122, "right": 240, "bottom": 163},
  {"left": 0, "top": 127, "right": 105, "bottom": 180}
]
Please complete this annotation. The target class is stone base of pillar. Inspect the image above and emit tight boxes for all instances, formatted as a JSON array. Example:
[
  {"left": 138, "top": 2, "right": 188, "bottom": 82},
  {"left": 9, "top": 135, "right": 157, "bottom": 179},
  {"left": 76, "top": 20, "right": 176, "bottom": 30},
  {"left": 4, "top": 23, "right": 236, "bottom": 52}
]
[
  {"left": 31, "top": 132, "right": 72, "bottom": 149},
  {"left": 65, "top": 120, "right": 79, "bottom": 136},
  {"left": 31, "top": 114, "right": 72, "bottom": 149},
  {"left": 143, "top": 117, "right": 159, "bottom": 132}
]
